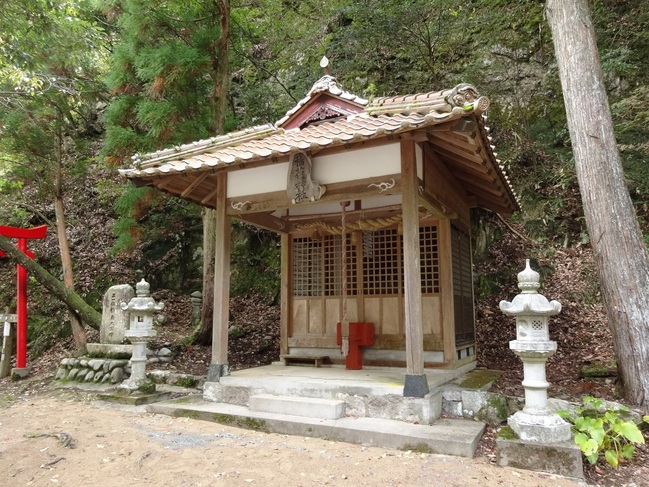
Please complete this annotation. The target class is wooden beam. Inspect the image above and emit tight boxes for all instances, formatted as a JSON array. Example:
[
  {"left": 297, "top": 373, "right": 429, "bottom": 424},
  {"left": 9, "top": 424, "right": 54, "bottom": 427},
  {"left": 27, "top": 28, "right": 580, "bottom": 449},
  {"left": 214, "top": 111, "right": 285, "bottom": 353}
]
[
  {"left": 400, "top": 140, "right": 426, "bottom": 385},
  {"left": 156, "top": 175, "right": 184, "bottom": 191},
  {"left": 201, "top": 185, "right": 220, "bottom": 206},
  {"left": 181, "top": 171, "right": 211, "bottom": 198},
  {"left": 210, "top": 172, "right": 231, "bottom": 376},
  {"left": 452, "top": 173, "right": 504, "bottom": 197},
  {"left": 424, "top": 145, "right": 471, "bottom": 225},
  {"left": 227, "top": 175, "right": 403, "bottom": 216},
  {"left": 427, "top": 134, "right": 489, "bottom": 166},
  {"left": 418, "top": 190, "right": 457, "bottom": 220},
  {"left": 235, "top": 212, "right": 290, "bottom": 234},
  {"left": 437, "top": 219, "right": 456, "bottom": 365},
  {"left": 280, "top": 234, "right": 290, "bottom": 356},
  {"left": 290, "top": 206, "right": 402, "bottom": 233}
]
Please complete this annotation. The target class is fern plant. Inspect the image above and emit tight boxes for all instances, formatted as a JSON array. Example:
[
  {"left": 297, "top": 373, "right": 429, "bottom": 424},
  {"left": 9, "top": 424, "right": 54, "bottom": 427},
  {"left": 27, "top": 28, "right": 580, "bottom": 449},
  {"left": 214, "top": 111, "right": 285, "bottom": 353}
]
[{"left": 559, "top": 396, "right": 649, "bottom": 468}]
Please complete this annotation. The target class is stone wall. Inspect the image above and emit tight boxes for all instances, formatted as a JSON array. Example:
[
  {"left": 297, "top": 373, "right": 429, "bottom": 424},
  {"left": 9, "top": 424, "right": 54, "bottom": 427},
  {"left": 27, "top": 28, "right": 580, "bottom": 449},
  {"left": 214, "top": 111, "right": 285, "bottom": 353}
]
[{"left": 55, "top": 347, "right": 174, "bottom": 385}]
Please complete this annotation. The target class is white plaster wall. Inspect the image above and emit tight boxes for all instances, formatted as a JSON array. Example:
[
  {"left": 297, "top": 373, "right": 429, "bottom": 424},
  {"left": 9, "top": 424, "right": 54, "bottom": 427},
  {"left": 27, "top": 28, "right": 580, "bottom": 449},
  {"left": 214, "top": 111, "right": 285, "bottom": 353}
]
[
  {"left": 312, "top": 144, "right": 401, "bottom": 184},
  {"left": 226, "top": 142, "right": 414, "bottom": 199},
  {"left": 227, "top": 162, "right": 288, "bottom": 198}
]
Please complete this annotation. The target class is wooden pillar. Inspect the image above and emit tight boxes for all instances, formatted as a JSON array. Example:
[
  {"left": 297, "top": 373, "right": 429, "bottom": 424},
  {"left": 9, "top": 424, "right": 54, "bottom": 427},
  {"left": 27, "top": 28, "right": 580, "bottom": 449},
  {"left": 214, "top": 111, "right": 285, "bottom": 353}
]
[
  {"left": 208, "top": 172, "right": 231, "bottom": 382},
  {"left": 15, "top": 238, "right": 28, "bottom": 369},
  {"left": 1, "top": 309, "right": 16, "bottom": 379},
  {"left": 400, "top": 140, "right": 429, "bottom": 397},
  {"left": 438, "top": 218, "right": 456, "bottom": 365},
  {"left": 280, "top": 234, "right": 290, "bottom": 356}
]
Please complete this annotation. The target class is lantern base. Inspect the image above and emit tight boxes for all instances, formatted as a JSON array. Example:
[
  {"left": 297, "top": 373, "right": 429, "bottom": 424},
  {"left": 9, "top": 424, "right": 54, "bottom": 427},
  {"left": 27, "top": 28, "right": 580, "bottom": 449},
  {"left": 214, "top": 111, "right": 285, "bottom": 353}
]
[{"left": 508, "top": 410, "right": 571, "bottom": 443}]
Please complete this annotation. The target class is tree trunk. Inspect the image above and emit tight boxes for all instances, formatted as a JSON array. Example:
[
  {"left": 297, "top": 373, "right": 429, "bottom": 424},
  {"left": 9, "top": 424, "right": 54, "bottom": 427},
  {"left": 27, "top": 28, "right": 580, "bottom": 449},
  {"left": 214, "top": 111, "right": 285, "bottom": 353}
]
[
  {"left": 546, "top": 0, "right": 649, "bottom": 411},
  {"left": 54, "top": 127, "right": 87, "bottom": 352},
  {"left": 194, "top": 0, "right": 230, "bottom": 346},
  {"left": 195, "top": 208, "right": 216, "bottom": 345},
  {"left": 54, "top": 195, "right": 87, "bottom": 352},
  {"left": 0, "top": 234, "right": 101, "bottom": 330}
]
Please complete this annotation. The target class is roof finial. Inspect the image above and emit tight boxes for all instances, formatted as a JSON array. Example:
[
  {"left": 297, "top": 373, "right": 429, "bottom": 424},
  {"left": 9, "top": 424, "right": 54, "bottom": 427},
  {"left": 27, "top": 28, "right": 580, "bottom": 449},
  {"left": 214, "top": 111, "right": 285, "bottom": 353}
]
[{"left": 320, "top": 55, "right": 331, "bottom": 76}]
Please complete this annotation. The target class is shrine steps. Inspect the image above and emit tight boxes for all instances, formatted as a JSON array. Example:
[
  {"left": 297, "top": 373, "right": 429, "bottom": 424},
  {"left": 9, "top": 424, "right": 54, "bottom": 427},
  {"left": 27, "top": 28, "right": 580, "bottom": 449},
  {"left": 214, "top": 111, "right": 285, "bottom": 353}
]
[
  {"left": 145, "top": 363, "right": 486, "bottom": 458},
  {"left": 146, "top": 395, "right": 485, "bottom": 458},
  {"left": 249, "top": 393, "right": 346, "bottom": 419}
]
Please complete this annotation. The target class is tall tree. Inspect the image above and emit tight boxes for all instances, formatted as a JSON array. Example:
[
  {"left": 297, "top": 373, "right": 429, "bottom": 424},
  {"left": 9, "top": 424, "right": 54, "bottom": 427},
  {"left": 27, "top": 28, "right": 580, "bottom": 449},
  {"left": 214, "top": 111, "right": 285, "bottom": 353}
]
[
  {"left": 0, "top": 0, "right": 108, "bottom": 351},
  {"left": 546, "top": 0, "right": 649, "bottom": 410},
  {"left": 101, "top": 0, "right": 230, "bottom": 344},
  {"left": 196, "top": 0, "right": 230, "bottom": 345}
]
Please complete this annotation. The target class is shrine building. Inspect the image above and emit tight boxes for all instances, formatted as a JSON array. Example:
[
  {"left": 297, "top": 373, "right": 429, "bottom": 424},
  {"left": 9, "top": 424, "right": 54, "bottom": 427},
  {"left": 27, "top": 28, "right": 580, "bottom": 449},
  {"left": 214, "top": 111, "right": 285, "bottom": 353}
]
[{"left": 120, "top": 75, "right": 518, "bottom": 397}]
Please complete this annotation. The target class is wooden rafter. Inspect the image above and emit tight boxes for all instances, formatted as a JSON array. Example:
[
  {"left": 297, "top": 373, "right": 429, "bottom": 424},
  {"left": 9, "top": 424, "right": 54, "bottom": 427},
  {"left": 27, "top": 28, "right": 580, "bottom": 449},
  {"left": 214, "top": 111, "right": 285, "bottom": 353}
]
[{"left": 181, "top": 171, "right": 211, "bottom": 198}]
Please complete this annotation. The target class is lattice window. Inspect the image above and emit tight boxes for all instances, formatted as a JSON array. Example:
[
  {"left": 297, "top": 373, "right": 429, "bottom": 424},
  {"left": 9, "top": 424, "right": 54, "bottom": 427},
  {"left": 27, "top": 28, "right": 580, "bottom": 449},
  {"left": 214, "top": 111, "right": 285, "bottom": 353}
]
[
  {"left": 324, "top": 234, "right": 357, "bottom": 296},
  {"left": 420, "top": 225, "right": 440, "bottom": 294},
  {"left": 293, "top": 225, "right": 439, "bottom": 298},
  {"left": 531, "top": 320, "right": 544, "bottom": 331},
  {"left": 292, "top": 237, "right": 322, "bottom": 297},
  {"left": 363, "top": 229, "right": 401, "bottom": 295}
]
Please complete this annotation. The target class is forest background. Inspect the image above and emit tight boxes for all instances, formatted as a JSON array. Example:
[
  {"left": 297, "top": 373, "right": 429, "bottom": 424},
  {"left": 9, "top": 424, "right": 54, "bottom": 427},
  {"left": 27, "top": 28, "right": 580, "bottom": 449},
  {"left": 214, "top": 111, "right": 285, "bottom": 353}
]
[{"left": 1, "top": 0, "right": 648, "bottom": 410}]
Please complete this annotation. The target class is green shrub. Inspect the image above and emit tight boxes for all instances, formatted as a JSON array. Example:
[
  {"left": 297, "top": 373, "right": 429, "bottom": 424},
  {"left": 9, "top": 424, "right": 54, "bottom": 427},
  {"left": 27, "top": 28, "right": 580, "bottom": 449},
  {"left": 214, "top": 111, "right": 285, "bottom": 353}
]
[{"left": 559, "top": 396, "right": 649, "bottom": 468}]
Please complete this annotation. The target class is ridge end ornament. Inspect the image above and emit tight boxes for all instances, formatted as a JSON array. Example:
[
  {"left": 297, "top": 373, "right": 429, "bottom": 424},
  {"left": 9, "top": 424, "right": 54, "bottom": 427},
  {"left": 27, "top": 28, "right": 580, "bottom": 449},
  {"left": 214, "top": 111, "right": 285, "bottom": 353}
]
[{"left": 287, "top": 152, "right": 326, "bottom": 204}]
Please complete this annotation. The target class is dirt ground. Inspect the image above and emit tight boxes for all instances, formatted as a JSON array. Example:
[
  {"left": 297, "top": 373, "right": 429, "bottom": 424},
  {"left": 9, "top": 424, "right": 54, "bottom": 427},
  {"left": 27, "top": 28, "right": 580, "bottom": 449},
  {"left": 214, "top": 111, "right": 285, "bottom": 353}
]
[{"left": 0, "top": 386, "right": 584, "bottom": 487}]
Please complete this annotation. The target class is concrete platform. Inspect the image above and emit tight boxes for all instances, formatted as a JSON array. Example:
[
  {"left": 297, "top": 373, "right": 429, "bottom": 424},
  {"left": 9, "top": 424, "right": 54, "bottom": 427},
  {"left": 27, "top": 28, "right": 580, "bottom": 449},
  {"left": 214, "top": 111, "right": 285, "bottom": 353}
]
[
  {"left": 98, "top": 390, "right": 172, "bottom": 406},
  {"left": 147, "top": 394, "right": 486, "bottom": 458},
  {"left": 203, "top": 363, "right": 475, "bottom": 425},
  {"left": 219, "top": 363, "right": 475, "bottom": 397}
]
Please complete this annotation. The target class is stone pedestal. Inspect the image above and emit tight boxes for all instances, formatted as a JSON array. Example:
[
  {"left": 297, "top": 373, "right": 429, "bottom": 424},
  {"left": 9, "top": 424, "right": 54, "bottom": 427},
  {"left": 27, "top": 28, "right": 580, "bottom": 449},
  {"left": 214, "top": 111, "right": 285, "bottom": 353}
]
[
  {"left": 10, "top": 366, "right": 30, "bottom": 381},
  {"left": 508, "top": 410, "right": 571, "bottom": 443},
  {"left": 497, "top": 438, "right": 583, "bottom": 479}
]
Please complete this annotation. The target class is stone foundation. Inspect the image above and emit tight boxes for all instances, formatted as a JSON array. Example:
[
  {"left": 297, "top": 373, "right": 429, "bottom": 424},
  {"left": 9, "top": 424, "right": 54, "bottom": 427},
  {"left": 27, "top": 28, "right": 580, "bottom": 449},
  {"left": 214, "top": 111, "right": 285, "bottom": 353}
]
[{"left": 55, "top": 347, "right": 174, "bottom": 385}]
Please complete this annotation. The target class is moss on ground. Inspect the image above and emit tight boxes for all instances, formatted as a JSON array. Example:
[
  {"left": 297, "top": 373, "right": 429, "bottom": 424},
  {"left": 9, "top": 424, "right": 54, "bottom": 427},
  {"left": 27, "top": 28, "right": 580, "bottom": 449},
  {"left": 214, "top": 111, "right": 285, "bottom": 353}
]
[
  {"left": 459, "top": 369, "right": 501, "bottom": 390},
  {"left": 497, "top": 425, "right": 518, "bottom": 440}
]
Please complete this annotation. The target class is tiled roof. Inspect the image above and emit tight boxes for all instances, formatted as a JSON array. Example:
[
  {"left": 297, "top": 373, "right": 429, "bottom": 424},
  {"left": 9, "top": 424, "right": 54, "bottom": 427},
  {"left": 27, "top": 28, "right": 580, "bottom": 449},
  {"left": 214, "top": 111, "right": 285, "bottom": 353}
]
[
  {"left": 129, "top": 110, "right": 472, "bottom": 178},
  {"left": 125, "top": 79, "right": 481, "bottom": 178},
  {"left": 121, "top": 77, "right": 518, "bottom": 214}
]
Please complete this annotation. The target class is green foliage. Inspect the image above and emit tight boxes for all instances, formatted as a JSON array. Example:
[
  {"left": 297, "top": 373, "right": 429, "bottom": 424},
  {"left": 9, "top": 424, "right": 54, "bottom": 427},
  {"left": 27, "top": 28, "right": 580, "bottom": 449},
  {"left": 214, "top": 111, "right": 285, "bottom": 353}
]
[
  {"left": 230, "top": 222, "right": 280, "bottom": 303},
  {"left": 100, "top": 0, "right": 223, "bottom": 163},
  {"left": 558, "top": 396, "right": 649, "bottom": 468}
]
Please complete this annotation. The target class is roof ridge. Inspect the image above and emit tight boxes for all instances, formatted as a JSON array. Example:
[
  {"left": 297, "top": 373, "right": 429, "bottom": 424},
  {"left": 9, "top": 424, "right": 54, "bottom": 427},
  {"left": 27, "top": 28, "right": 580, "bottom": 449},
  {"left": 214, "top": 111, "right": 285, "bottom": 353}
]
[
  {"left": 276, "top": 75, "right": 368, "bottom": 127},
  {"left": 367, "top": 84, "right": 488, "bottom": 117}
]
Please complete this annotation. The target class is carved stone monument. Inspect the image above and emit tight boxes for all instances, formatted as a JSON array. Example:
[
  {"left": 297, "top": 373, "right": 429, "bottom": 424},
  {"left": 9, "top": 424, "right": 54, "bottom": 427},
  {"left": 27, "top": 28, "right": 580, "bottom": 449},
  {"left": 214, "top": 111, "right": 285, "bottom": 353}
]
[
  {"left": 100, "top": 284, "right": 135, "bottom": 344},
  {"left": 87, "top": 284, "right": 135, "bottom": 358},
  {"left": 287, "top": 152, "right": 325, "bottom": 204}
]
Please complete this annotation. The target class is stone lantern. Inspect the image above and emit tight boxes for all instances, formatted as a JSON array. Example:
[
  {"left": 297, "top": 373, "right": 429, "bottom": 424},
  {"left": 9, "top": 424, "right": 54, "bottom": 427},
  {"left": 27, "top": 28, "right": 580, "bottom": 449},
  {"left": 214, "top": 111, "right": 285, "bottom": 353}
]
[
  {"left": 119, "top": 279, "right": 164, "bottom": 392},
  {"left": 499, "top": 260, "right": 571, "bottom": 443}
]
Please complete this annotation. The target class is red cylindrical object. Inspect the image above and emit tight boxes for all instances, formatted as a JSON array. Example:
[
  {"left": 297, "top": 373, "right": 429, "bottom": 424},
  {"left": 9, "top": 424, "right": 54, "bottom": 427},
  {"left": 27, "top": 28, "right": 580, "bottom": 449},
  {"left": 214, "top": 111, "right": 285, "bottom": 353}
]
[{"left": 336, "top": 322, "right": 374, "bottom": 370}]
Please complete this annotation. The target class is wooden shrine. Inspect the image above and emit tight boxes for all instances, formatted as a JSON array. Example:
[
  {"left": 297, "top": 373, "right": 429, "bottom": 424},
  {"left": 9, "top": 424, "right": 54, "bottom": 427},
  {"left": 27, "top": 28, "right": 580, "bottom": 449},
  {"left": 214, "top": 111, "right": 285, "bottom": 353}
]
[{"left": 121, "top": 76, "right": 518, "bottom": 396}]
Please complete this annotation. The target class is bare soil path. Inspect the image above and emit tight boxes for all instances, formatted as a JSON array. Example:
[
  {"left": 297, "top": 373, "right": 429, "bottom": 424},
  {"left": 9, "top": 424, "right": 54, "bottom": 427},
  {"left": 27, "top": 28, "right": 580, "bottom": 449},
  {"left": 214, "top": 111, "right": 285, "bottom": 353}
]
[{"left": 0, "top": 388, "right": 582, "bottom": 487}]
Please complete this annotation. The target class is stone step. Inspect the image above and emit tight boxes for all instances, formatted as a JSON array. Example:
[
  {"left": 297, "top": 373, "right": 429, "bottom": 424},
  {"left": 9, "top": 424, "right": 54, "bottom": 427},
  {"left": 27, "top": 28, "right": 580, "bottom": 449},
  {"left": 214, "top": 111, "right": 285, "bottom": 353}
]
[
  {"left": 249, "top": 393, "right": 346, "bottom": 419},
  {"left": 147, "top": 395, "right": 485, "bottom": 458}
]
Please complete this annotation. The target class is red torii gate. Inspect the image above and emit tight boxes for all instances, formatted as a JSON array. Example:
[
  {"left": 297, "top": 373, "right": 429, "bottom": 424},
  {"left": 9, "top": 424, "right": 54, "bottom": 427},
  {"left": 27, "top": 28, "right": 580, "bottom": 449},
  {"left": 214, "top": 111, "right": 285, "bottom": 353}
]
[{"left": 0, "top": 225, "right": 48, "bottom": 370}]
